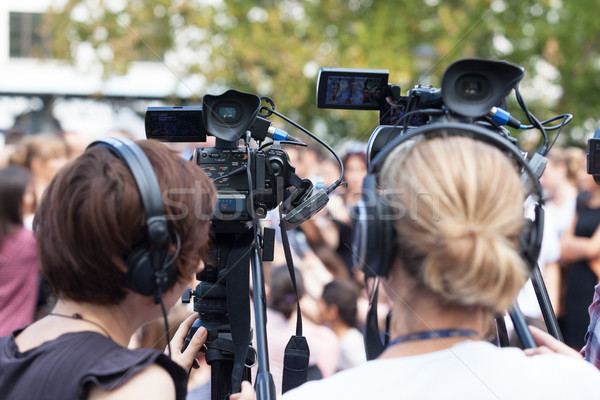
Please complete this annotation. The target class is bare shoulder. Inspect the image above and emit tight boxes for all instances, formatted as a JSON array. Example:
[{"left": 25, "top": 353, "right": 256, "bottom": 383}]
[{"left": 88, "top": 364, "right": 176, "bottom": 400}]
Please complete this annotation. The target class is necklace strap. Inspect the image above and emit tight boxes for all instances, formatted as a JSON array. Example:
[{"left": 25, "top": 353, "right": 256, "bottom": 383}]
[
  {"left": 48, "top": 312, "right": 112, "bottom": 340},
  {"left": 387, "top": 329, "right": 479, "bottom": 348}
]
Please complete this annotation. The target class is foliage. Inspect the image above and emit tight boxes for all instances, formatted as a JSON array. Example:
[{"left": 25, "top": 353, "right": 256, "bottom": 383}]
[{"left": 45, "top": 0, "right": 600, "bottom": 149}]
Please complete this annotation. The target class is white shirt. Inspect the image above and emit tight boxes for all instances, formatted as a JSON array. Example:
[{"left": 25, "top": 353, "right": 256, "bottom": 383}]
[
  {"left": 266, "top": 308, "right": 339, "bottom": 398},
  {"left": 282, "top": 340, "right": 600, "bottom": 399},
  {"left": 517, "top": 209, "right": 561, "bottom": 318},
  {"left": 337, "top": 327, "right": 367, "bottom": 371}
]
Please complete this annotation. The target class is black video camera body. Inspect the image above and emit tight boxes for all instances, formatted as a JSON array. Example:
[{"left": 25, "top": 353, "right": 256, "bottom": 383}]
[
  {"left": 145, "top": 90, "right": 297, "bottom": 222},
  {"left": 192, "top": 144, "right": 293, "bottom": 221}
]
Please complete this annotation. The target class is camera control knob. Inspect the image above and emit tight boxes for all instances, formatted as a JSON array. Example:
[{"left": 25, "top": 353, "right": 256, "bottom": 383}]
[
  {"left": 255, "top": 207, "right": 266, "bottom": 218},
  {"left": 270, "top": 161, "right": 282, "bottom": 175}
]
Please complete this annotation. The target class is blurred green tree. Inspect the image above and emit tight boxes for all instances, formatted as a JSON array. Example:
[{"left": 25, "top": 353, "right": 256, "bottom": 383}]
[{"left": 45, "top": 0, "right": 600, "bottom": 149}]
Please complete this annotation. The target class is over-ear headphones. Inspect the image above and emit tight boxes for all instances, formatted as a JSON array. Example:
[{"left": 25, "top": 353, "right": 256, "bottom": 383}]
[
  {"left": 87, "top": 137, "right": 179, "bottom": 303},
  {"left": 352, "top": 122, "right": 544, "bottom": 278}
]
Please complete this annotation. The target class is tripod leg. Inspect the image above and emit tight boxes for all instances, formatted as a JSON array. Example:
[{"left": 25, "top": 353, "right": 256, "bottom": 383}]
[
  {"left": 251, "top": 234, "right": 276, "bottom": 400},
  {"left": 495, "top": 314, "right": 510, "bottom": 347},
  {"left": 509, "top": 302, "right": 536, "bottom": 348},
  {"left": 530, "top": 263, "right": 564, "bottom": 341}
]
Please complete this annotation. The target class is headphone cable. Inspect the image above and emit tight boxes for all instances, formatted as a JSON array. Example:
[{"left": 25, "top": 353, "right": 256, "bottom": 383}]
[
  {"left": 159, "top": 292, "right": 172, "bottom": 358},
  {"left": 158, "top": 232, "right": 181, "bottom": 358}
]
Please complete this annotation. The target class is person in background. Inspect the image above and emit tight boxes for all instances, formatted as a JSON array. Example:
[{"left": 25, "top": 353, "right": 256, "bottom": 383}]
[
  {"left": 266, "top": 265, "right": 339, "bottom": 398},
  {"left": 325, "top": 147, "right": 368, "bottom": 278},
  {"left": 559, "top": 152, "right": 600, "bottom": 349},
  {"left": 8, "top": 133, "right": 70, "bottom": 318},
  {"left": 525, "top": 149, "right": 600, "bottom": 371},
  {"left": 542, "top": 147, "right": 582, "bottom": 314},
  {"left": 512, "top": 147, "right": 583, "bottom": 345},
  {"left": 0, "top": 166, "right": 39, "bottom": 336},
  {"left": 338, "top": 80, "right": 364, "bottom": 105},
  {"left": 0, "top": 128, "right": 26, "bottom": 168},
  {"left": 283, "top": 135, "right": 600, "bottom": 399},
  {"left": 540, "top": 147, "right": 585, "bottom": 315},
  {"left": 8, "top": 133, "right": 69, "bottom": 229},
  {"left": 300, "top": 155, "right": 348, "bottom": 279},
  {"left": 541, "top": 147, "right": 582, "bottom": 240},
  {"left": 320, "top": 278, "right": 366, "bottom": 371}
]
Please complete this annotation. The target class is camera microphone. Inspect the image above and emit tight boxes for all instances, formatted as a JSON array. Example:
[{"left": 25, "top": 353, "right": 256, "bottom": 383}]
[
  {"left": 489, "top": 107, "right": 524, "bottom": 129},
  {"left": 281, "top": 189, "right": 330, "bottom": 231}
]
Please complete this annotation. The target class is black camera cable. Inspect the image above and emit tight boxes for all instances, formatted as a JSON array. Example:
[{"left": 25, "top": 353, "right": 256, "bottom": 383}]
[
  {"left": 392, "top": 108, "right": 446, "bottom": 131},
  {"left": 514, "top": 85, "right": 550, "bottom": 156},
  {"left": 259, "top": 106, "right": 344, "bottom": 195}
]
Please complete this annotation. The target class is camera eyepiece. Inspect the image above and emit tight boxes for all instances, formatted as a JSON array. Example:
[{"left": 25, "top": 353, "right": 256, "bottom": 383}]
[{"left": 441, "top": 59, "right": 524, "bottom": 118}]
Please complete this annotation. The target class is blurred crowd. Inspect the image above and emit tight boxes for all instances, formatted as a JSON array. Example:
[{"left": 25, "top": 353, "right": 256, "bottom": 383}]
[{"left": 1, "top": 125, "right": 599, "bottom": 398}]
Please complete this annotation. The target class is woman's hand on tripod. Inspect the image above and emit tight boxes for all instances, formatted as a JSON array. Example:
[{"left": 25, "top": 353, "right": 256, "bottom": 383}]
[
  {"left": 230, "top": 381, "right": 256, "bottom": 400},
  {"left": 169, "top": 314, "right": 208, "bottom": 371},
  {"left": 524, "top": 325, "right": 583, "bottom": 359}
]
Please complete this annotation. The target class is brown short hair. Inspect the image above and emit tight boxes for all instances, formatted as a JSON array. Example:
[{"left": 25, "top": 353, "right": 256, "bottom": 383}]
[
  {"left": 322, "top": 278, "right": 361, "bottom": 328},
  {"left": 268, "top": 265, "right": 305, "bottom": 320},
  {"left": 34, "top": 140, "right": 216, "bottom": 305}
]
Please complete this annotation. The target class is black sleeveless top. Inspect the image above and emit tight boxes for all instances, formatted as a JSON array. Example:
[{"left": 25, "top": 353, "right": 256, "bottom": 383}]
[
  {"left": 0, "top": 330, "right": 188, "bottom": 399},
  {"left": 560, "top": 197, "right": 600, "bottom": 349}
]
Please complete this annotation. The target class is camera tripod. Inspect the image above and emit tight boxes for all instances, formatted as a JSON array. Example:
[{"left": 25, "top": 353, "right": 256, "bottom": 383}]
[
  {"left": 497, "top": 261, "right": 563, "bottom": 348},
  {"left": 184, "top": 221, "right": 276, "bottom": 400}
]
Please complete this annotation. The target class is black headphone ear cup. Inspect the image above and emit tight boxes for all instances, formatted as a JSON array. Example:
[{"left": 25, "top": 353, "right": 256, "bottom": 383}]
[
  {"left": 352, "top": 175, "right": 396, "bottom": 278},
  {"left": 124, "top": 246, "right": 155, "bottom": 297},
  {"left": 519, "top": 218, "right": 533, "bottom": 265},
  {"left": 520, "top": 204, "right": 544, "bottom": 267},
  {"left": 124, "top": 245, "right": 176, "bottom": 297},
  {"left": 376, "top": 194, "right": 395, "bottom": 275}
]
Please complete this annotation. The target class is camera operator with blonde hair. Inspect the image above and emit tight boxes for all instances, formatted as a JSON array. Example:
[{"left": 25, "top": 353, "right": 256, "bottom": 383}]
[{"left": 282, "top": 134, "right": 600, "bottom": 399}]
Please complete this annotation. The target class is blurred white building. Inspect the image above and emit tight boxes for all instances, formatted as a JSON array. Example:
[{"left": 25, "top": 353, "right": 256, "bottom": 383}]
[{"left": 0, "top": 0, "right": 198, "bottom": 141}]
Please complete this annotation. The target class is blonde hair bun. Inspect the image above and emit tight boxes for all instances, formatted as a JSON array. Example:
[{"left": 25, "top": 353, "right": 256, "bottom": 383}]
[{"left": 381, "top": 136, "right": 529, "bottom": 312}]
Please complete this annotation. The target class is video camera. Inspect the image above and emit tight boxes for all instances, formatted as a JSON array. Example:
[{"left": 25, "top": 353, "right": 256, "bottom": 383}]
[
  {"left": 317, "top": 59, "right": 538, "bottom": 165},
  {"left": 145, "top": 89, "right": 318, "bottom": 223}
]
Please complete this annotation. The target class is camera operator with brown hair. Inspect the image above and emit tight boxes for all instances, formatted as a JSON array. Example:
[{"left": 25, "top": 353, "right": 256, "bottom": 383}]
[{"left": 0, "top": 139, "right": 254, "bottom": 400}]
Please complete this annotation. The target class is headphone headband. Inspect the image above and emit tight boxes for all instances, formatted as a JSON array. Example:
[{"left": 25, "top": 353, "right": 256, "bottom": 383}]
[
  {"left": 88, "top": 137, "right": 168, "bottom": 246},
  {"left": 86, "top": 137, "right": 175, "bottom": 301},
  {"left": 367, "top": 122, "right": 544, "bottom": 203}
]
